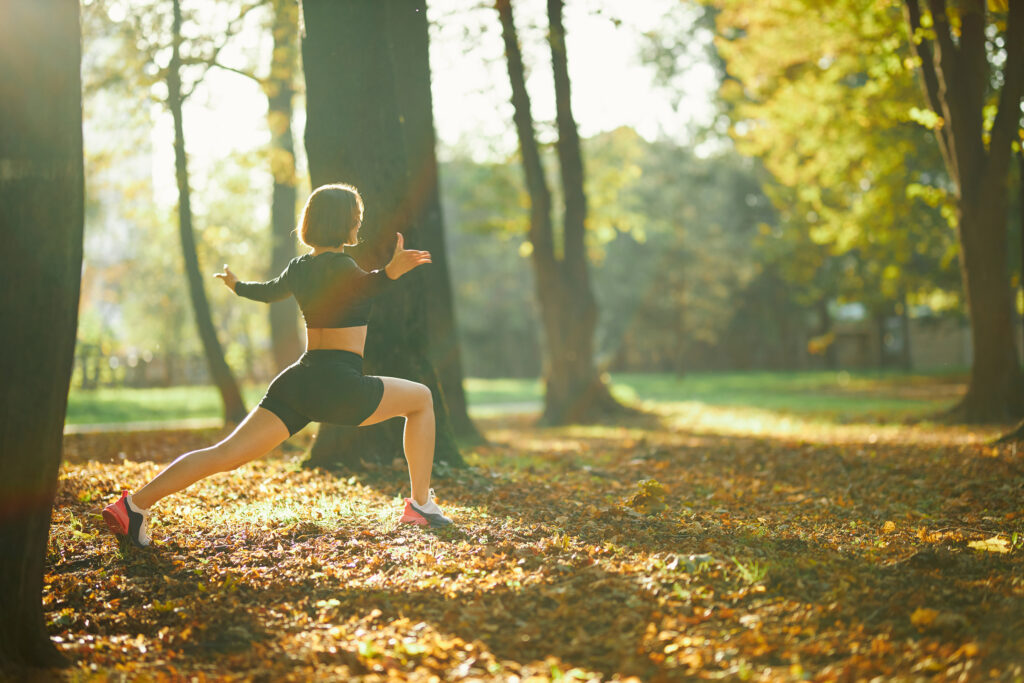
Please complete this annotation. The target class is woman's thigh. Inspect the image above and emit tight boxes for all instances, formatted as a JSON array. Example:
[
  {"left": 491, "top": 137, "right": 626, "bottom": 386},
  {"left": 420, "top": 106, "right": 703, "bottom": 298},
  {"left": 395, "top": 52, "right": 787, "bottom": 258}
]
[
  {"left": 215, "top": 407, "right": 291, "bottom": 470},
  {"left": 358, "top": 377, "right": 430, "bottom": 427}
]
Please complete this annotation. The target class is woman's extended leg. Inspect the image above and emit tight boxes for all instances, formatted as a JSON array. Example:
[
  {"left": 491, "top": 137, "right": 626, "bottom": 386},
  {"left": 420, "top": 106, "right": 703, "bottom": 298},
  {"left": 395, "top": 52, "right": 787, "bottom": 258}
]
[
  {"left": 359, "top": 377, "right": 434, "bottom": 506},
  {"left": 131, "top": 407, "right": 290, "bottom": 510}
]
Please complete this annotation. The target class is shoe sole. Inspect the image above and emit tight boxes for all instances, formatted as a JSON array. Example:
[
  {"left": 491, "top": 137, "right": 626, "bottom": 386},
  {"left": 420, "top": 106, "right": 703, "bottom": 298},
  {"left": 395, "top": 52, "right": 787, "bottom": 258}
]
[
  {"left": 400, "top": 511, "right": 452, "bottom": 528},
  {"left": 102, "top": 507, "right": 128, "bottom": 537},
  {"left": 399, "top": 511, "right": 430, "bottom": 526}
]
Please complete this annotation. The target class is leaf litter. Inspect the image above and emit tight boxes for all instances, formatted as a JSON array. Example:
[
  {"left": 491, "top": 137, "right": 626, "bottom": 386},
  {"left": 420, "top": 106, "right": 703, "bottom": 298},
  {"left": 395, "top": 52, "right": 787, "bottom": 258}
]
[{"left": 47, "top": 406, "right": 1024, "bottom": 680}]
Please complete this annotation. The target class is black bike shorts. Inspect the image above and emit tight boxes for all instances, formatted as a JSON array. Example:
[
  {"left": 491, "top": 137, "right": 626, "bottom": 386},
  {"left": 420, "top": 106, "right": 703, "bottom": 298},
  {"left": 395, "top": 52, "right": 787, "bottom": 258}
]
[{"left": 258, "top": 349, "right": 385, "bottom": 436}]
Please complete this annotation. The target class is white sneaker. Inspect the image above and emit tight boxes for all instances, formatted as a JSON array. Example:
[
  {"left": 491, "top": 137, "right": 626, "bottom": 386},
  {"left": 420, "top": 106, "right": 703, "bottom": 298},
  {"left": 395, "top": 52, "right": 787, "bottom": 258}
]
[
  {"left": 101, "top": 491, "right": 152, "bottom": 546},
  {"left": 399, "top": 488, "right": 453, "bottom": 528}
]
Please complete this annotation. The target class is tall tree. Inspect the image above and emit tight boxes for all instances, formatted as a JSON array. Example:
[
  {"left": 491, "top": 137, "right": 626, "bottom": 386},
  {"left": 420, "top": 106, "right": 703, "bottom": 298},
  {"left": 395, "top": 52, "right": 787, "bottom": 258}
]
[
  {"left": 301, "top": 0, "right": 469, "bottom": 468},
  {"left": 89, "top": 0, "right": 259, "bottom": 422},
  {"left": 902, "top": 0, "right": 1024, "bottom": 421},
  {"left": 708, "top": 0, "right": 967, "bottom": 382},
  {"left": 168, "top": 0, "right": 248, "bottom": 424},
  {"left": 201, "top": 0, "right": 305, "bottom": 371},
  {"left": 265, "top": 0, "right": 303, "bottom": 370},
  {"left": 0, "top": 0, "right": 83, "bottom": 670},
  {"left": 497, "top": 0, "right": 624, "bottom": 424},
  {"left": 390, "top": 2, "right": 481, "bottom": 444}
]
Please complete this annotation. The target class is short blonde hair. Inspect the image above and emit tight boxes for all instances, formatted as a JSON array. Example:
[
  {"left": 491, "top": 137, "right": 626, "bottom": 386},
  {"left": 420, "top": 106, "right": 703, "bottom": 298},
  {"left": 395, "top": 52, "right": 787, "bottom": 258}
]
[{"left": 298, "top": 183, "right": 364, "bottom": 248}]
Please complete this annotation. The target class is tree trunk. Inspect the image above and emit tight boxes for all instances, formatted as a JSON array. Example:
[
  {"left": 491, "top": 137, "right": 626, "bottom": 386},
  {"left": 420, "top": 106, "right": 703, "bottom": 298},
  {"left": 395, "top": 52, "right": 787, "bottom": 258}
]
[
  {"left": 546, "top": 0, "right": 611, "bottom": 421},
  {"left": 497, "top": 0, "right": 626, "bottom": 425},
  {"left": 169, "top": 0, "right": 247, "bottom": 425},
  {"left": 266, "top": 0, "right": 303, "bottom": 371},
  {"left": 0, "top": 0, "right": 82, "bottom": 670},
  {"left": 956, "top": 182, "right": 1024, "bottom": 420},
  {"left": 904, "top": 0, "right": 1024, "bottom": 422},
  {"left": 301, "top": 0, "right": 466, "bottom": 469},
  {"left": 1019, "top": 148, "right": 1024, "bottom": 369},
  {"left": 387, "top": 0, "right": 482, "bottom": 444}
]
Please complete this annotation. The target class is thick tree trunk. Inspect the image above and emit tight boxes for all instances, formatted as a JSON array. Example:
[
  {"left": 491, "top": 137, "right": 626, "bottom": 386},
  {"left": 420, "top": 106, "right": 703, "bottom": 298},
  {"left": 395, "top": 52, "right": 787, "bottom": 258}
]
[
  {"left": 956, "top": 183, "right": 1024, "bottom": 420},
  {"left": 387, "top": 0, "right": 482, "bottom": 443},
  {"left": 169, "top": 0, "right": 247, "bottom": 425},
  {"left": 0, "top": 0, "right": 82, "bottom": 670},
  {"left": 266, "top": 0, "right": 303, "bottom": 371},
  {"left": 497, "top": 0, "right": 625, "bottom": 425},
  {"left": 544, "top": 0, "right": 624, "bottom": 423},
  {"left": 301, "top": 0, "right": 466, "bottom": 469},
  {"left": 904, "top": 0, "right": 1024, "bottom": 422},
  {"left": 1019, "top": 147, "right": 1024, "bottom": 373}
]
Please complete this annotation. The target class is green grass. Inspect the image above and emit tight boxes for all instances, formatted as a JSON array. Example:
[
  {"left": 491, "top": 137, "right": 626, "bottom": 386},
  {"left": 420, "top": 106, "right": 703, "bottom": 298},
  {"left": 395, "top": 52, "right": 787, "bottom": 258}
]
[
  {"left": 65, "top": 369, "right": 966, "bottom": 426},
  {"left": 609, "top": 369, "right": 965, "bottom": 421},
  {"left": 66, "top": 385, "right": 267, "bottom": 425}
]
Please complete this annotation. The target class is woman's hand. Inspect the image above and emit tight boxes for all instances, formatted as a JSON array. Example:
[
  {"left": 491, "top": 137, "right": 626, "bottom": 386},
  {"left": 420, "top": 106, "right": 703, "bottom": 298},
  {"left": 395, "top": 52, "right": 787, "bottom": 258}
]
[
  {"left": 384, "top": 233, "right": 431, "bottom": 280},
  {"left": 213, "top": 264, "right": 239, "bottom": 292}
]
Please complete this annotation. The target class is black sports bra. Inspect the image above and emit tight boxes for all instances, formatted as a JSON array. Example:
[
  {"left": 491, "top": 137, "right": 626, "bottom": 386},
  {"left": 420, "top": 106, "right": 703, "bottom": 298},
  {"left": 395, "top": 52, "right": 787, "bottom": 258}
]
[{"left": 234, "top": 251, "right": 393, "bottom": 328}]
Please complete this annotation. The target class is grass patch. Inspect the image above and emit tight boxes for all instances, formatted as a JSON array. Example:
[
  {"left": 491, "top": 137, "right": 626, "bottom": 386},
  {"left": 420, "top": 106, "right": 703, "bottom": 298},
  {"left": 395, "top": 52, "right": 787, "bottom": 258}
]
[
  {"left": 66, "top": 369, "right": 966, "bottom": 426},
  {"left": 609, "top": 369, "right": 965, "bottom": 423},
  {"left": 66, "top": 385, "right": 267, "bottom": 425}
]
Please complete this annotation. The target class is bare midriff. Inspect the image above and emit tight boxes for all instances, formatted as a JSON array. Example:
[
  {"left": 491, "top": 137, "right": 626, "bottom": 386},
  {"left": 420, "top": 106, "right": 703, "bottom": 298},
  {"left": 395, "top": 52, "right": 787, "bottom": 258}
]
[{"left": 305, "top": 326, "right": 368, "bottom": 356}]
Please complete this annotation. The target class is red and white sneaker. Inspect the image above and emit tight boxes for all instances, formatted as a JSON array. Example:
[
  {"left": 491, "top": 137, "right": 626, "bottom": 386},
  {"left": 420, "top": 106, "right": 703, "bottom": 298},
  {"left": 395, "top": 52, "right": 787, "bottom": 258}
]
[
  {"left": 399, "top": 488, "right": 453, "bottom": 528},
  {"left": 101, "top": 491, "right": 152, "bottom": 547}
]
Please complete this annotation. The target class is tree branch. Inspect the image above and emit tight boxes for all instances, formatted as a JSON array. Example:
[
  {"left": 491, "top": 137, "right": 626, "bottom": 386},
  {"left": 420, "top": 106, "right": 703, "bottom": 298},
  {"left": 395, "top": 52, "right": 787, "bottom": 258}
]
[
  {"left": 988, "top": 0, "right": 1024, "bottom": 181},
  {"left": 903, "top": 0, "right": 955, "bottom": 177},
  {"left": 924, "top": 0, "right": 965, "bottom": 140},
  {"left": 496, "top": 0, "right": 557, "bottom": 268},
  {"left": 180, "top": 0, "right": 270, "bottom": 101},
  {"left": 196, "top": 59, "right": 265, "bottom": 86},
  {"left": 957, "top": 0, "right": 988, "bottom": 174},
  {"left": 925, "top": 0, "right": 960, "bottom": 91}
]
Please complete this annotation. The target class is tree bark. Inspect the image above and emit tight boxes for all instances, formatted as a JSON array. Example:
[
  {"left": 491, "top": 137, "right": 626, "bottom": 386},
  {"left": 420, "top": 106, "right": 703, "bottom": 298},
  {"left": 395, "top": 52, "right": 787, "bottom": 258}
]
[
  {"left": 266, "top": 0, "right": 303, "bottom": 371},
  {"left": 904, "top": 0, "right": 1024, "bottom": 422},
  {"left": 0, "top": 0, "right": 82, "bottom": 670},
  {"left": 169, "top": 0, "right": 247, "bottom": 425},
  {"left": 497, "top": 0, "right": 626, "bottom": 424},
  {"left": 387, "top": 0, "right": 482, "bottom": 444},
  {"left": 301, "top": 0, "right": 467, "bottom": 468}
]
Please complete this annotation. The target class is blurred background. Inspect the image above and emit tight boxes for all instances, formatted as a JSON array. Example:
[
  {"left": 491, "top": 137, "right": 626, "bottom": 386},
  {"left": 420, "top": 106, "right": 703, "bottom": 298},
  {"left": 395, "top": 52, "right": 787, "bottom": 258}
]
[{"left": 68, "top": 0, "right": 1023, "bottom": 425}]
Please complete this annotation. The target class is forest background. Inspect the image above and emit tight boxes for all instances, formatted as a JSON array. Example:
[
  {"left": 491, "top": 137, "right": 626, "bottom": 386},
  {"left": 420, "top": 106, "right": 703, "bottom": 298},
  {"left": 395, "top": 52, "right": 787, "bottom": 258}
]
[{"left": 75, "top": 0, "right": 1018, "bottom": 396}]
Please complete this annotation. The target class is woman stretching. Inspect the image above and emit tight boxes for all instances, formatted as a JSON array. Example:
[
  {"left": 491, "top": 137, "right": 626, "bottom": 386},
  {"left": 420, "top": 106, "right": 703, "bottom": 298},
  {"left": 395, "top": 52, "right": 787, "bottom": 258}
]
[{"left": 102, "top": 183, "right": 452, "bottom": 547}]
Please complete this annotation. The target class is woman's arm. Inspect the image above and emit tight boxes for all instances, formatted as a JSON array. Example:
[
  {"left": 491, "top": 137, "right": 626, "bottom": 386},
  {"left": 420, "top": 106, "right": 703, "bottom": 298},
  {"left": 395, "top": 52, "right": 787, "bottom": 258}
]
[
  {"left": 349, "top": 232, "right": 432, "bottom": 298},
  {"left": 215, "top": 264, "right": 290, "bottom": 303}
]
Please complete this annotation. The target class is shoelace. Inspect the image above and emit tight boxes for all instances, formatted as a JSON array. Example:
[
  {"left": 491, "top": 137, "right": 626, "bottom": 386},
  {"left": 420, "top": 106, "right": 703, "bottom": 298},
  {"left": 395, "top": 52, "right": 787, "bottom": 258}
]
[{"left": 412, "top": 489, "right": 441, "bottom": 514}]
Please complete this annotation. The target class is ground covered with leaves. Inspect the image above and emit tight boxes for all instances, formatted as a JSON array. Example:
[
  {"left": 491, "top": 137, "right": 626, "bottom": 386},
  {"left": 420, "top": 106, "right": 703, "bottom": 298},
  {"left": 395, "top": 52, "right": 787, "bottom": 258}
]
[{"left": 49, "top": 393, "right": 1024, "bottom": 681}]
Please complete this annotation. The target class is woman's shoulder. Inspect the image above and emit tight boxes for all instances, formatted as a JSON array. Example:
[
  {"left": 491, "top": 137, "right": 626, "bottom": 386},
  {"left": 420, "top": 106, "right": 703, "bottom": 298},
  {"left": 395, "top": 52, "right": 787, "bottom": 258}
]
[{"left": 292, "top": 251, "right": 359, "bottom": 276}]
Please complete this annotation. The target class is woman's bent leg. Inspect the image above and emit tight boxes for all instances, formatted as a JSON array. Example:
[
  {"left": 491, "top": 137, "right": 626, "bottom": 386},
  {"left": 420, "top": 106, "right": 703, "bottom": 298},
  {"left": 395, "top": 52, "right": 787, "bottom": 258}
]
[
  {"left": 359, "top": 377, "right": 434, "bottom": 506},
  {"left": 132, "top": 407, "right": 290, "bottom": 510}
]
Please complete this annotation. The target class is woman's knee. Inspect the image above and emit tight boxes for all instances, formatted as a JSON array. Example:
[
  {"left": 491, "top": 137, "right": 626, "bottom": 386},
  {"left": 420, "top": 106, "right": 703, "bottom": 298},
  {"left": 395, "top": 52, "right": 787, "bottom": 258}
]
[{"left": 411, "top": 382, "right": 433, "bottom": 414}]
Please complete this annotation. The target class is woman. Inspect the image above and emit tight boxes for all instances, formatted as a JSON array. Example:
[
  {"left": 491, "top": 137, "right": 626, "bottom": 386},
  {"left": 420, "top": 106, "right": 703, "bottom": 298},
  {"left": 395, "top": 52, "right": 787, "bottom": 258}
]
[{"left": 102, "top": 183, "right": 452, "bottom": 547}]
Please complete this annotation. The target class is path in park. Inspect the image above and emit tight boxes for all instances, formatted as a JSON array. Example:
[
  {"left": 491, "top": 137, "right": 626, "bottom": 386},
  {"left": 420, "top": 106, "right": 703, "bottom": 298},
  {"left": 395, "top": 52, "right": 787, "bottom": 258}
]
[{"left": 63, "top": 401, "right": 542, "bottom": 434}]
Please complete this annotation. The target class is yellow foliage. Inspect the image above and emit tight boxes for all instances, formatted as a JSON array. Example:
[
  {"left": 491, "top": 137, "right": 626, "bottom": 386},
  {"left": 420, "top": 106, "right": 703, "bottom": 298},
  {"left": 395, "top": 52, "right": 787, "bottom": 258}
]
[
  {"left": 967, "top": 536, "right": 1010, "bottom": 553},
  {"left": 625, "top": 479, "right": 668, "bottom": 515},
  {"left": 910, "top": 607, "right": 938, "bottom": 629}
]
